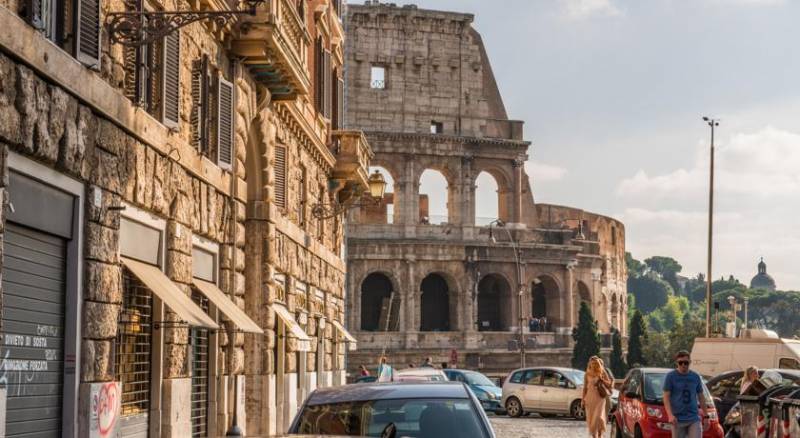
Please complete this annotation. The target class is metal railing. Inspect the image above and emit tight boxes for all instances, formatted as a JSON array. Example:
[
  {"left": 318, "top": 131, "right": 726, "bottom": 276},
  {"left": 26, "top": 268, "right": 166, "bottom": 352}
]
[
  {"left": 191, "top": 291, "right": 210, "bottom": 438},
  {"left": 116, "top": 271, "right": 153, "bottom": 416}
]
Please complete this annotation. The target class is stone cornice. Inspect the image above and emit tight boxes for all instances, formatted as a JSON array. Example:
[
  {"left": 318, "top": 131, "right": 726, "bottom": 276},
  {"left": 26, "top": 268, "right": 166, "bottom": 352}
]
[
  {"left": 365, "top": 130, "right": 531, "bottom": 149},
  {"left": 274, "top": 102, "right": 336, "bottom": 173}
]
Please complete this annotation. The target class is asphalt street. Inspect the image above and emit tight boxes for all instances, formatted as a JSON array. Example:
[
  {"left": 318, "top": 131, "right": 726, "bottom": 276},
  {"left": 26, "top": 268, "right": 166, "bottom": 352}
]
[{"left": 489, "top": 415, "right": 592, "bottom": 438}]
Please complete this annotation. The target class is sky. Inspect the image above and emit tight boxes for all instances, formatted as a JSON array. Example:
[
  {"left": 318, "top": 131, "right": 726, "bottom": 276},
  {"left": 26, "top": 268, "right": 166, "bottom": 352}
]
[{"left": 377, "top": 0, "right": 800, "bottom": 289}]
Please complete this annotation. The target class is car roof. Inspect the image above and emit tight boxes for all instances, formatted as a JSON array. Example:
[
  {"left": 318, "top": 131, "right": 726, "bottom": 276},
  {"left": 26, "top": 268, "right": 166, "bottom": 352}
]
[
  {"left": 306, "top": 382, "right": 470, "bottom": 406},
  {"left": 396, "top": 368, "right": 445, "bottom": 375},
  {"left": 511, "top": 366, "right": 582, "bottom": 374},
  {"left": 709, "top": 369, "right": 800, "bottom": 380}
]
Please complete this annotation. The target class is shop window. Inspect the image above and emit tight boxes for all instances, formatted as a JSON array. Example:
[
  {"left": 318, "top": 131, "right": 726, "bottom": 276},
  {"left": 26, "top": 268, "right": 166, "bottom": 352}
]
[
  {"left": 190, "top": 291, "right": 210, "bottom": 437},
  {"left": 116, "top": 271, "right": 154, "bottom": 417}
]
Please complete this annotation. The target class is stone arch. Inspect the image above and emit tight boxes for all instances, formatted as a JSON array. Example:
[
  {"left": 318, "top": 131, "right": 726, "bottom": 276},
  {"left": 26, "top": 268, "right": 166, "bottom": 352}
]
[
  {"left": 360, "top": 272, "right": 397, "bottom": 331},
  {"left": 471, "top": 162, "right": 514, "bottom": 223},
  {"left": 531, "top": 274, "right": 562, "bottom": 331},
  {"left": 473, "top": 171, "right": 499, "bottom": 226},
  {"left": 418, "top": 168, "right": 450, "bottom": 225},
  {"left": 574, "top": 280, "right": 592, "bottom": 322},
  {"left": 362, "top": 165, "right": 397, "bottom": 224},
  {"left": 477, "top": 273, "right": 512, "bottom": 331},
  {"left": 420, "top": 273, "right": 452, "bottom": 331}
]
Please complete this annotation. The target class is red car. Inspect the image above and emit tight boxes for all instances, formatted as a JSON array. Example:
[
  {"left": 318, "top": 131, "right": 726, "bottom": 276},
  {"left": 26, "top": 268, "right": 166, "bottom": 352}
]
[{"left": 611, "top": 368, "right": 724, "bottom": 438}]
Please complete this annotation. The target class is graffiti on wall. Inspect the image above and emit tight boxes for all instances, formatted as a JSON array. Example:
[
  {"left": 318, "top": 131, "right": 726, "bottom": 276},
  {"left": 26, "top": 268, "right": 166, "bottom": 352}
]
[{"left": 89, "top": 381, "right": 120, "bottom": 438}]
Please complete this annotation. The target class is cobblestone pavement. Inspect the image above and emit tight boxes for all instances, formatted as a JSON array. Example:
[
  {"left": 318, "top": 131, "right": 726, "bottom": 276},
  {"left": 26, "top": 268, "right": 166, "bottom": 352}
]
[{"left": 490, "top": 415, "right": 594, "bottom": 438}]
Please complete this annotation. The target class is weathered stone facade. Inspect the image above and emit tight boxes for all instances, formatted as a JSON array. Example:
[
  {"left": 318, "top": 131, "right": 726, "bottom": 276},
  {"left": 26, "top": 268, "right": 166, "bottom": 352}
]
[
  {"left": 344, "top": 3, "right": 627, "bottom": 373},
  {"left": 0, "top": 0, "right": 365, "bottom": 435}
]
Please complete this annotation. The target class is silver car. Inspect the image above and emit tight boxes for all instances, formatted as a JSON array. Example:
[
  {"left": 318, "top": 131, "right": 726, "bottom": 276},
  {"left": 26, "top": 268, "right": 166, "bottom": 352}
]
[
  {"left": 289, "top": 382, "right": 496, "bottom": 437},
  {"left": 501, "top": 366, "right": 587, "bottom": 420}
]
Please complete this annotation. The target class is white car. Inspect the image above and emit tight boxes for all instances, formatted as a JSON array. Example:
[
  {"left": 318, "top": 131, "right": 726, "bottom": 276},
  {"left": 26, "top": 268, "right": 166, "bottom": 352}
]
[
  {"left": 392, "top": 367, "right": 449, "bottom": 382},
  {"left": 501, "top": 366, "right": 586, "bottom": 420}
]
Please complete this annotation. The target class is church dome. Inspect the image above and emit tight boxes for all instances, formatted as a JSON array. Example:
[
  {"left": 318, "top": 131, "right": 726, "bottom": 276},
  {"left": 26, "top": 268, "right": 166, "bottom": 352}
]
[{"left": 750, "top": 258, "right": 776, "bottom": 291}]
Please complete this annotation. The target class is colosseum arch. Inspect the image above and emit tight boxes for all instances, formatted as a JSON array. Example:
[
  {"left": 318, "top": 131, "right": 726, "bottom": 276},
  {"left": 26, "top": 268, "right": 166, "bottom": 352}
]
[
  {"left": 360, "top": 272, "right": 398, "bottom": 331},
  {"left": 471, "top": 163, "right": 513, "bottom": 224},
  {"left": 418, "top": 168, "right": 451, "bottom": 225},
  {"left": 531, "top": 274, "right": 562, "bottom": 331},
  {"left": 477, "top": 273, "right": 513, "bottom": 331},
  {"left": 574, "top": 281, "right": 592, "bottom": 322},
  {"left": 420, "top": 273, "right": 453, "bottom": 331}
]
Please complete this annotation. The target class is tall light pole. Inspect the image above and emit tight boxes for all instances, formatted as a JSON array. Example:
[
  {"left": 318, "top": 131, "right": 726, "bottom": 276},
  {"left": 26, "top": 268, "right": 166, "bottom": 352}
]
[
  {"left": 489, "top": 220, "right": 526, "bottom": 368},
  {"left": 703, "top": 116, "right": 719, "bottom": 338}
]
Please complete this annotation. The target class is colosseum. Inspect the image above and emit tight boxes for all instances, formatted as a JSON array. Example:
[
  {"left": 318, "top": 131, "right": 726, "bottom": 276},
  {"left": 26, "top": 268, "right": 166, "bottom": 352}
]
[{"left": 343, "top": 2, "right": 627, "bottom": 372}]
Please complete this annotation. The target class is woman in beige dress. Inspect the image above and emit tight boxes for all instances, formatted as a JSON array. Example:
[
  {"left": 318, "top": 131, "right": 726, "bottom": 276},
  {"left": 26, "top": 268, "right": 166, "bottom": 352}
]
[{"left": 582, "top": 356, "right": 613, "bottom": 438}]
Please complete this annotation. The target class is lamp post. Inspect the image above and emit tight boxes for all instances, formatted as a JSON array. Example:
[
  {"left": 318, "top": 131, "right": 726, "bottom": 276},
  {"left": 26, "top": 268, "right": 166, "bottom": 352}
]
[
  {"left": 703, "top": 116, "right": 719, "bottom": 338},
  {"left": 727, "top": 295, "right": 737, "bottom": 338},
  {"left": 743, "top": 297, "right": 749, "bottom": 332},
  {"left": 488, "top": 220, "right": 526, "bottom": 368}
]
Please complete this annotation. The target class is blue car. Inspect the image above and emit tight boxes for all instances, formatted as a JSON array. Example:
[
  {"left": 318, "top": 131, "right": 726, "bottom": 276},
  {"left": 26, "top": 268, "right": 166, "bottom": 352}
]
[{"left": 444, "top": 369, "right": 505, "bottom": 414}]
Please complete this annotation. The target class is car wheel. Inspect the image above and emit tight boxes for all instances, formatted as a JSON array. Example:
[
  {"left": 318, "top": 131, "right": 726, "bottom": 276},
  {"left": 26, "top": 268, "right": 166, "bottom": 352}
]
[
  {"left": 505, "top": 397, "right": 523, "bottom": 418},
  {"left": 570, "top": 400, "right": 585, "bottom": 420}
]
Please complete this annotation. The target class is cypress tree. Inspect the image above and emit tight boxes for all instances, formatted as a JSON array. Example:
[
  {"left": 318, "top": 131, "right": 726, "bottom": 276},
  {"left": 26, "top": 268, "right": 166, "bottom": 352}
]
[
  {"left": 571, "top": 301, "right": 601, "bottom": 370},
  {"left": 627, "top": 310, "right": 648, "bottom": 368},
  {"left": 610, "top": 327, "right": 627, "bottom": 378}
]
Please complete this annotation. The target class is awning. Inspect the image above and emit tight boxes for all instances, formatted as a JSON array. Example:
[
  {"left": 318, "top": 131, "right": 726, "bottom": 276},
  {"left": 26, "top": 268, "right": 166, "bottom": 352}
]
[
  {"left": 121, "top": 257, "right": 218, "bottom": 329},
  {"left": 271, "top": 304, "right": 311, "bottom": 352},
  {"left": 193, "top": 280, "right": 264, "bottom": 334},
  {"left": 330, "top": 319, "right": 358, "bottom": 351}
]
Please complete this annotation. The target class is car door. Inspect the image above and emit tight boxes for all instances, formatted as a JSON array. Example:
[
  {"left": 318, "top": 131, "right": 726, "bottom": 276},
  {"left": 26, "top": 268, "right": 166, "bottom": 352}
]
[
  {"left": 520, "top": 369, "right": 543, "bottom": 410},
  {"left": 620, "top": 371, "right": 642, "bottom": 436},
  {"left": 503, "top": 370, "right": 526, "bottom": 407},
  {"left": 538, "top": 370, "right": 572, "bottom": 412}
]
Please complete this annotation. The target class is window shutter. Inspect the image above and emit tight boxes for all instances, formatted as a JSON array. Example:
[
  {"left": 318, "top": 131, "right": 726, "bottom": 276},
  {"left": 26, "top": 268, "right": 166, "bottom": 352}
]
[
  {"left": 274, "top": 146, "right": 287, "bottom": 209},
  {"left": 333, "top": 74, "right": 344, "bottom": 130},
  {"left": 216, "top": 76, "right": 234, "bottom": 170},
  {"left": 323, "top": 51, "right": 332, "bottom": 119},
  {"left": 74, "top": 0, "right": 101, "bottom": 67},
  {"left": 191, "top": 56, "right": 209, "bottom": 152},
  {"left": 23, "top": 0, "right": 44, "bottom": 32},
  {"left": 161, "top": 31, "right": 180, "bottom": 128},
  {"left": 314, "top": 38, "right": 324, "bottom": 113}
]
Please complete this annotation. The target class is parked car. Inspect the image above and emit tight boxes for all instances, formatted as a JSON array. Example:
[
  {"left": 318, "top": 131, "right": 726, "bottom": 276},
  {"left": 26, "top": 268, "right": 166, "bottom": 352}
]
[
  {"left": 705, "top": 368, "right": 800, "bottom": 429},
  {"left": 444, "top": 369, "right": 504, "bottom": 414},
  {"left": 610, "top": 368, "right": 724, "bottom": 438},
  {"left": 501, "top": 366, "right": 587, "bottom": 420},
  {"left": 289, "top": 382, "right": 496, "bottom": 437},
  {"left": 393, "top": 367, "right": 448, "bottom": 382}
]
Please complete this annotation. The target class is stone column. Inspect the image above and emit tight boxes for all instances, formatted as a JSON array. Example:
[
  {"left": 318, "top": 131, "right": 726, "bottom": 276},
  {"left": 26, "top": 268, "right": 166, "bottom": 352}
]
[
  {"left": 461, "top": 156, "right": 475, "bottom": 228},
  {"left": 404, "top": 258, "right": 418, "bottom": 348},
  {"left": 511, "top": 158, "right": 524, "bottom": 225},
  {"left": 565, "top": 265, "right": 575, "bottom": 332}
]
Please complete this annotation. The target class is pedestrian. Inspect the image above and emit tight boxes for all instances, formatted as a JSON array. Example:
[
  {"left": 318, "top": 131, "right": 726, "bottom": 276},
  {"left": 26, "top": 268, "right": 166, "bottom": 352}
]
[
  {"left": 528, "top": 318, "right": 535, "bottom": 332},
  {"left": 377, "top": 356, "right": 394, "bottom": 382},
  {"left": 421, "top": 357, "right": 434, "bottom": 368},
  {"left": 533, "top": 317, "right": 540, "bottom": 332},
  {"left": 581, "top": 356, "right": 613, "bottom": 438},
  {"left": 359, "top": 364, "right": 370, "bottom": 377},
  {"left": 740, "top": 365, "right": 759, "bottom": 394},
  {"left": 663, "top": 350, "right": 707, "bottom": 438},
  {"left": 541, "top": 316, "right": 548, "bottom": 332},
  {"left": 441, "top": 362, "right": 449, "bottom": 369}
]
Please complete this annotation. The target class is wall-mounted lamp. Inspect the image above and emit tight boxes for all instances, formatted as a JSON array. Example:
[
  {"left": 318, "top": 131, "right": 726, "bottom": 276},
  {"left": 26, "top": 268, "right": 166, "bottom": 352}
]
[{"left": 311, "top": 170, "right": 387, "bottom": 219}]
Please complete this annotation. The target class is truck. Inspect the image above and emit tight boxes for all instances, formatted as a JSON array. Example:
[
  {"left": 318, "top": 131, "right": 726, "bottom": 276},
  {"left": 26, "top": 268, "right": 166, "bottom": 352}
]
[{"left": 691, "top": 329, "right": 800, "bottom": 377}]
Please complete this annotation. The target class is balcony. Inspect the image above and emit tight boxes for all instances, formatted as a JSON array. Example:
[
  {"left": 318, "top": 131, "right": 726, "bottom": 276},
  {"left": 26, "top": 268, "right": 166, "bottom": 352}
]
[
  {"left": 232, "top": 0, "right": 311, "bottom": 99},
  {"left": 330, "top": 130, "right": 374, "bottom": 196}
]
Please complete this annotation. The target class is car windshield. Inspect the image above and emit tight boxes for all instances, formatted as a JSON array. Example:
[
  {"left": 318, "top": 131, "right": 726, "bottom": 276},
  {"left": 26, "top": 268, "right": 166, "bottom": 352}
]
[
  {"left": 464, "top": 372, "right": 496, "bottom": 387},
  {"left": 566, "top": 370, "right": 586, "bottom": 385},
  {"left": 294, "top": 398, "right": 489, "bottom": 437}
]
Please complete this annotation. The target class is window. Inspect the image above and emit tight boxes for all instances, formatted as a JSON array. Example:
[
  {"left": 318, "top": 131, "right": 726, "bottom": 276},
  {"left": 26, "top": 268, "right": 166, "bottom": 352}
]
[
  {"left": 314, "top": 37, "right": 332, "bottom": 118},
  {"left": 116, "top": 271, "right": 154, "bottom": 416},
  {"left": 20, "top": 0, "right": 100, "bottom": 67},
  {"left": 780, "top": 358, "right": 800, "bottom": 370},
  {"left": 298, "top": 165, "right": 307, "bottom": 227},
  {"left": 523, "top": 369, "right": 542, "bottom": 385},
  {"left": 370, "top": 66, "right": 385, "bottom": 89},
  {"left": 317, "top": 184, "right": 325, "bottom": 242},
  {"left": 431, "top": 121, "right": 443, "bottom": 134},
  {"left": 274, "top": 146, "right": 287, "bottom": 209},
  {"left": 190, "top": 56, "right": 234, "bottom": 169},
  {"left": 123, "top": 24, "right": 180, "bottom": 127},
  {"left": 509, "top": 371, "right": 523, "bottom": 384},
  {"left": 541, "top": 370, "right": 564, "bottom": 388}
]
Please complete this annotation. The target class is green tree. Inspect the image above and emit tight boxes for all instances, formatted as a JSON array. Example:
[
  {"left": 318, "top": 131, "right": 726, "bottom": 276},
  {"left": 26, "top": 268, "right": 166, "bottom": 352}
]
[
  {"left": 626, "top": 252, "right": 646, "bottom": 277},
  {"left": 627, "top": 310, "right": 648, "bottom": 368},
  {"left": 610, "top": 327, "right": 627, "bottom": 378},
  {"left": 643, "top": 332, "right": 672, "bottom": 367},
  {"left": 669, "top": 316, "right": 705, "bottom": 356},
  {"left": 644, "top": 256, "right": 683, "bottom": 292},
  {"left": 571, "top": 302, "right": 601, "bottom": 370},
  {"left": 628, "top": 274, "right": 673, "bottom": 312}
]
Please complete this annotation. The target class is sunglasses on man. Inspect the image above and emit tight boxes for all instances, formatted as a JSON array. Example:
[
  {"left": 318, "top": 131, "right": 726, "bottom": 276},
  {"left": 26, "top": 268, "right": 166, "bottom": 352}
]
[{"left": 676, "top": 360, "right": 690, "bottom": 366}]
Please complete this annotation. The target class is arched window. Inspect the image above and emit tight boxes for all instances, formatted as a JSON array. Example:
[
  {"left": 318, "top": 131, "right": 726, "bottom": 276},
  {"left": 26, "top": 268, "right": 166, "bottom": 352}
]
[
  {"left": 363, "top": 166, "right": 395, "bottom": 224},
  {"left": 474, "top": 171, "right": 499, "bottom": 226},
  {"left": 531, "top": 275, "right": 561, "bottom": 331},
  {"left": 477, "top": 274, "right": 512, "bottom": 331},
  {"left": 420, "top": 274, "right": 450, "bottom": 331},
  {"left": 419, "top": 169, "right": 448, "bottom": 225},
  {"left": 360, "top": 273, "right": 394, "bottom": 331}
]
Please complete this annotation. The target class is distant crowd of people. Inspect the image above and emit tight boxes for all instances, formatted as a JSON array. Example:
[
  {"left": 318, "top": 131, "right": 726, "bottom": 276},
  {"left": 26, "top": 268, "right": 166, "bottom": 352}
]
[{"left": 528, "top": 316, "right": 550, "bottom": 332}]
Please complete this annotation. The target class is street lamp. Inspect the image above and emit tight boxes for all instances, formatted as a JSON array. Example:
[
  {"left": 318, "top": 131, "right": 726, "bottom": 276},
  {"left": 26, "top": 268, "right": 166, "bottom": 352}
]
[
  {"left": 703, "top": 116, "right": 720, "bottom": 338},
  {"left": 488, "top": 219, "right": 526, "bottom": 368}
]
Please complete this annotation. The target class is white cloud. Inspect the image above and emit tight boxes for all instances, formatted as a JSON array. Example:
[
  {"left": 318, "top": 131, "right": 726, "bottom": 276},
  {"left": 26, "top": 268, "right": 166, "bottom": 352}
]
[
  {"left": 526, "top": 160, "right": 568, "bottom": 182},
  {"left": 560, "top": 0, "right": 622, "bottom": 19},
  {"left": 616, "top": 126, "right": 800, "bottom": 201}
]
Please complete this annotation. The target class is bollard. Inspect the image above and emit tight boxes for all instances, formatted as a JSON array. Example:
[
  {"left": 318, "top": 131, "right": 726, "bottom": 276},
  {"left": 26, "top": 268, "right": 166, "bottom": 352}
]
[
  {"left": 783, "top": 389, "right": 800, "bottom": 438},
  {"left": 739, "top": 394, "right": 761, "bottom": 438}
]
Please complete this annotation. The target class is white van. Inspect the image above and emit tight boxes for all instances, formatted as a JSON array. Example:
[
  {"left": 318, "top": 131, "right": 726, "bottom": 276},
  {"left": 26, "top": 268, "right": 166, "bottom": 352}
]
[{"left": 691, "top": 329, "right": 800, "bottom": 377}]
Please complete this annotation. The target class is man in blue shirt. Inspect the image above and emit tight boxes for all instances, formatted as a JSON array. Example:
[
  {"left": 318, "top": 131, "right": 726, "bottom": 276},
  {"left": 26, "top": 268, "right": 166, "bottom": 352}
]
[{"left": 663, "top": 350, "right": 707, "bottom": 438}]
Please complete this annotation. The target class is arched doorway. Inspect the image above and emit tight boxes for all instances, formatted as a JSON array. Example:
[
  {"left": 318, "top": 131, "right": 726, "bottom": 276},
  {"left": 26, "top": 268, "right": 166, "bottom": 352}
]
[
  {"left": 575, "top": 281, "right": 592, "bottom": 322},
  {"left": 361, "top": 273, "right": 394, "bottom": 331},
  {"left": 531, "top": 275, "right": 561, "bottom": 331},
  {"left": 477, "top": 274, "right": 511, "bottom": 331},
  {"left": 420, "top": 274, "right": 450, "bottom": 331}
]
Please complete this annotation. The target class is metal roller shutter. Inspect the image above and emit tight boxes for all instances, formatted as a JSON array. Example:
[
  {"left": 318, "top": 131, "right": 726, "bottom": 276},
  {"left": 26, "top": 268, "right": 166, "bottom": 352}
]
[
  {"left": 1, "top": 222, "right": 66, "bottom": 437},
  {"left": 190, "top": 291, "right": 209, "bottom": 437}
]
